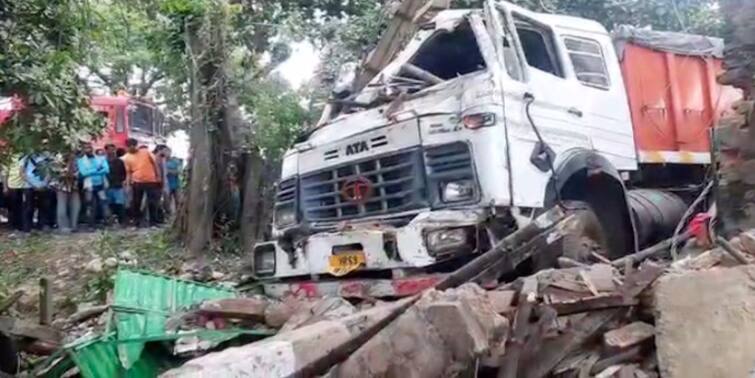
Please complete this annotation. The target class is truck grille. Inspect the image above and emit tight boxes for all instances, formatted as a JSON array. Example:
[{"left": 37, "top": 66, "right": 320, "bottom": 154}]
[
  {"left": 425, "top": 142, "right": 477, "bottom": 206},
  {"left": 300, "top": 148, "right": 427, "bottom": 222},
  {"left": 273, "top": 177, "right": 298, "bottom": 225},
  {"left": 424, "top": 142, "right": 475, "bottom": 181}
]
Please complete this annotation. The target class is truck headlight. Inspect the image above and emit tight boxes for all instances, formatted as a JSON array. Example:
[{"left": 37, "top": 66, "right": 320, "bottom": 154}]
[
  {"left": 462, "top": 112, "right": 495, "bottom": 129},
  {"left": 253, "top": 246, "right": 276, "bottom": 276},
  {"left": 426, "top": 228, "right": 470, "bottom": 254},
  {"left": 274, "top": 206, "right": 297, "bottom": 228},
  {"left": 441, "top": 180, "right": 475, "bottom": 202}
]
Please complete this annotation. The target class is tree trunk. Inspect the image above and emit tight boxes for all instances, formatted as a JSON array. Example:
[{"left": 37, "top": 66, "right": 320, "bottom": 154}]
[
  {"left": 240, "top": 150, "right": 265, "bottom": 255},
  {"left": 183, "top": 21, "right": 216, "bottom": 257}
]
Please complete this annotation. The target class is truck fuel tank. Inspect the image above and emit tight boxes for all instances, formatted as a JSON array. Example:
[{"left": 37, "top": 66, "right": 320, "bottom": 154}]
[{"left": 627, "top": 189, "right": 688, "bottom": 247}]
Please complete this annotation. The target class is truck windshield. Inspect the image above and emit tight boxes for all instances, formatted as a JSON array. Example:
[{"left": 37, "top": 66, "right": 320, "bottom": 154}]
[
  {"left": 409, "top": 21, "right": 485, "bottom": 80},
  {"left": 385, "top": 20, "right": 486, "bottom": 93},
  {"left": 128, "top": 103, "right": 156, "bottom": 135}
]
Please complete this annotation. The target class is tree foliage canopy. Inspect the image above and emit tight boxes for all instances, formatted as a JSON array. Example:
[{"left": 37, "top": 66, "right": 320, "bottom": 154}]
[{"left": 0, "top": 0, "right": 104, "bottom": 158}]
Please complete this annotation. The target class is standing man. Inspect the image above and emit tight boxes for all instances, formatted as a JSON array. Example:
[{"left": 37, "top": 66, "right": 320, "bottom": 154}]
[
  {"left": 77, "top": 142, "right": 109, "bottom": 228},
  {"left": 123, "top": 138, "right": 161, "bottom": 227},
  {"left": 3, "top": 154, "right": 32, "bottom": 232},
  {"left": 164, "top": 148, "right": 181, "bottom": 215},
  {"left": 52, "top": 152, "right": 80, "bottom": 233},
  {"left": 105, "top": 144, "right": 127, "bottom": 225},
  {"left": 25, "top": 151, "right": 55, "bottom": 230}
]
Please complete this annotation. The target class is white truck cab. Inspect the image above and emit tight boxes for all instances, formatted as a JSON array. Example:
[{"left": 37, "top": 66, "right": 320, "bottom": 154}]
[{"left": 252, "top": 1, "right": 729, "bottom": 297}]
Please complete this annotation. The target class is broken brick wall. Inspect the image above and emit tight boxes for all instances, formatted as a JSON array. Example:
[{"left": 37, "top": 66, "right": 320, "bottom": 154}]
[{"left": 717, "top": 0, "right": 755, "bottom": 234}]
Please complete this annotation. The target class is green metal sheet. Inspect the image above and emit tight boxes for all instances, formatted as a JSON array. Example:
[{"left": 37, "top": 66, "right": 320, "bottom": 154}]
[
  {"left": 112, "top": 270, "right": 237, "bottom": 368},
  {"left": 75, "top": 336, "right": 174, "bottom": 378}
]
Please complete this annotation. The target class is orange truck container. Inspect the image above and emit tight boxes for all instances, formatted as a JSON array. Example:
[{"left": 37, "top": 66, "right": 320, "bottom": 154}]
[{"left": 615, "top": 26, "right": 741, "bottom": 164}]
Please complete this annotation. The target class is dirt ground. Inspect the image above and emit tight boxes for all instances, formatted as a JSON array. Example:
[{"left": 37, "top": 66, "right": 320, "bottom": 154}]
[{"left": 0, "top": 226, "right": 246, "bottom": 321}]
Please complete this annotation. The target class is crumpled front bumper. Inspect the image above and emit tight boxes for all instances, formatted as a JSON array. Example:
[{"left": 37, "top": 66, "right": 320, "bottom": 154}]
[
  {"left": 252, "top": 208, "right": 489, "bottom": 279},
  {"left": 263, "top": 274, "right": 446, "bottom": 299}
]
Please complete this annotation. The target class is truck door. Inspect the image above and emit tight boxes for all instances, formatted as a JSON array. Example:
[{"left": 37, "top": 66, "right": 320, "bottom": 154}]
[
  {"left": 547, "top": 23, "right": 637, "bottom": 171},
  {"left": 485, "top": 2, "right": 586, "bottom": 207},
  {"left": 487, "top": 2, "right": 635, "bottom": 207}
]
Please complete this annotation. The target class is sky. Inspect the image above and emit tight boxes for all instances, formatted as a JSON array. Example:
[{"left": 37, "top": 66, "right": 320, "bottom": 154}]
[{"left": 168, "top": 41, "right": 320, "bottom": 159}]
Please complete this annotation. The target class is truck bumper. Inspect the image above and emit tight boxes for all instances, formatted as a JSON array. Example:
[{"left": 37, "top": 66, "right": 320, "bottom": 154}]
[
  {"left": 263, "top": 274, "right": 446, "bottom": 299},
  {"left": 252, "top": 208, "right": 488, "bottom": 279}
]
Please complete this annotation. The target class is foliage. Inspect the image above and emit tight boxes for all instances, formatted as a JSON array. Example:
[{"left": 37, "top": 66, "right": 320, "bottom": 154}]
[
  {"left": 240, "top": 77, "right": 309, "bottom": 159},
  {"left": 511, "top": 0, "right": 723, "bottom": 36},
  {"left": 85, "top": 1, "right": 175, "bottom": 97},
  {"left": 0, "top": 0, "right": 105, "bottom": 159}
]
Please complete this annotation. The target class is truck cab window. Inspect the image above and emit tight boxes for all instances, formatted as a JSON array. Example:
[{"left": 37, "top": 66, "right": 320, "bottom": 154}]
[
  {"left": 515, "top": 23, "right": 563, "bottom": 78},
  {"left": 128, "top": 103, "right": 154, "bottom": 135},
  {"left": 115, "top": 106, "right": 125, "bottom": 133},
  {"left": 563, "top": 37, "right": 610, "bottom": 89},
  {"left": 408, "top": 21, "right": 486, "bottom": 81}
]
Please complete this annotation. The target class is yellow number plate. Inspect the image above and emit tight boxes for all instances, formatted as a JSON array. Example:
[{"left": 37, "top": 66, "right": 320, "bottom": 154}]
[{"left": 328, "top": 251, "right": 366, "bottom": 277}]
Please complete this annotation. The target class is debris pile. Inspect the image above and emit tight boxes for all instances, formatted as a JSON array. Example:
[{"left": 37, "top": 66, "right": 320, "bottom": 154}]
[
  {"left": 158, "top": 224, "right": 755, "bottom": 377},
  {"left": 3, "top": 206, "right": 755, "bottom": 377}
]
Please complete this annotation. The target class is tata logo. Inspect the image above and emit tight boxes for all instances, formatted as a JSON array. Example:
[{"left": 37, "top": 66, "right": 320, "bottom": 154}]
[
  {"left": 345, "top": 141, "right": 369, "bottom": 156},
  {"left": 341, "top": 177, "right": 373, "bottom": 203}
]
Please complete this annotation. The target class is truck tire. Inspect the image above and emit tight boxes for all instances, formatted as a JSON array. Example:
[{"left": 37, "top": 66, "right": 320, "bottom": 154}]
[{"left": 533, "top": 201, "right": 611, "bottom": 269}]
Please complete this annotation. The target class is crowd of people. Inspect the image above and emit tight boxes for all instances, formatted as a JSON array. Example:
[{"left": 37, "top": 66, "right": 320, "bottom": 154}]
[{"left": 0, "top": 138, "right": 182, "bottom": 234}]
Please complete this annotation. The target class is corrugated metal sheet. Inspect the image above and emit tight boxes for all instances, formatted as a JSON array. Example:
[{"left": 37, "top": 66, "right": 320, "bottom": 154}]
[
  {"left": 112, "top": 270, "right": 237, "bottom": 368},
  {"left": 68, "top": 335, "right": 174, "bottom": 378}
]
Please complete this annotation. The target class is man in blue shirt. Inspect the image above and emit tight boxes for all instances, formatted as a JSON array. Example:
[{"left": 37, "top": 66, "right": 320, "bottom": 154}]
[
  {"left": 77, "top": 143, "right": 109, "bottom": 228},
  {"left": 164, "top": 148, "right": 181, "bottom": 215},
  {"left": 25, "top": 152, "right": 55, "bottom": 230}
]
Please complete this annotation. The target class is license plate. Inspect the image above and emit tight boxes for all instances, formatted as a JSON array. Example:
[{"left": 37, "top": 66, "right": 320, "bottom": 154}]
[{"left": 328, "top": 251, "right": 366, "bottom": 277}]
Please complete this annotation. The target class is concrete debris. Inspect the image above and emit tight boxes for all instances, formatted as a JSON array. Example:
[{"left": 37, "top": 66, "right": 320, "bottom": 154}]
[
  {"left": 197, "top": 297, "right": 269, "bottom": 323},
  {"left": 280, "top": 297, "right": 356, "bottom": 333},
  {"left": 604, "top": 321, "right": 655, "bottom": 350},
  {"left": 103, "top": 257, "right": 118, "bottom": 268},
  {"left": 84, "top": 257, "right": 103, "bottom": 273},
  {"left": 487, "top": 289, "right": 516, "bottom": 314},
  {"left": 333, "top": 284, "right": 508, "bottom": 377},
  {"left": 160, "top": 300, "right": 407, "bottom": 377},
  {"left": 654, "top": 265, "right": 755, "bottom": 378},
  {"left": 264, "top": 296, "right": 312, "bottom": 328}
]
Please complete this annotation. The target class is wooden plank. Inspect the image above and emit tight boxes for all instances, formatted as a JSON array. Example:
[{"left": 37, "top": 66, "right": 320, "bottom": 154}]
[
  {"left": 352, "top": 0, "right": 447, "bottom": 92},
  {"left": 520, "top": 309, "right": 622, "bottom": 378},
  {"left": 548, "top": 294, "right": 638, "bottom": 316},
  {"left": 619, "top": 261, "right": 665, "bottom": 299},
  {"left": 604, "top": 321, "right": 655, "bottom": 349},
  {"left": 579, "top": 270, "right": 600, "bottom": 296},
  {"left": 716, "top": 236, "right": 750, "bottom": 264},
  {"left": 590, "top": 345, "right": 643, "bottom": 374},
  {"left": 611, "top": 231, "right": 693, "bottom": 268},
  {"left": 498, "top": 277, "right": 538, "bottom": 378}
]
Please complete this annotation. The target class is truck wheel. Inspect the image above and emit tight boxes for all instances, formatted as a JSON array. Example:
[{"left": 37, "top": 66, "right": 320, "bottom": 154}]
[{"left": 533, "top": 201, "right": 611, "bottom": 269}]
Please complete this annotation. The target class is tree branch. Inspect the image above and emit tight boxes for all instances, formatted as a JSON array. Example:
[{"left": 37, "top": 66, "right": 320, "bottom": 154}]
[
  {"left": 88, "top": 66, "right": 113, "bottom": 89},
  {"left": 140, "top": 70, "right": 166, "bottom": 97}
]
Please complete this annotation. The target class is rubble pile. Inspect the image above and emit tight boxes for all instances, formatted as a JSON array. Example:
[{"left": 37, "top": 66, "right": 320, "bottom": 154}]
[
  {"left": 155, "top": 226, "right": 754, "bottom": 378},
  {"left": 3, "top": 210, "right": 755, "bottom": 377}
]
